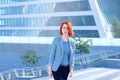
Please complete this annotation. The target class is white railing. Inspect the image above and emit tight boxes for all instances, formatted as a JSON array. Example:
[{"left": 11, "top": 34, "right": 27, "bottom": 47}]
[
  {"left": 75, "top": 50, "right": 120, "bottom": 65},
  {"left": 0, "top": 65, "right": 48, "bottom": 80}
]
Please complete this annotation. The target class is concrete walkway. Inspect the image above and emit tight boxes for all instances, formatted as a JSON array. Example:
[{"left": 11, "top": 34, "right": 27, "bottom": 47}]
[{"left": 31, "top": 67, "right": 120, "bottom": 80}]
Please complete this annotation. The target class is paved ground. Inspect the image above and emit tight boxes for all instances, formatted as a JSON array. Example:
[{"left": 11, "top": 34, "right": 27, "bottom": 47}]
[
  {"left": 34, "top": 46, "right": 120, "bottom": 80},
  {"left": 31, "top": 67, "right": 120, "bottom": 80}
]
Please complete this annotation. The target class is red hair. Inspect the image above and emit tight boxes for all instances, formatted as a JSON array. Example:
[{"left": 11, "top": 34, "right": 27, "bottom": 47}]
[{"left": 59, "top": 21, "right": 74, "bottom": 37}]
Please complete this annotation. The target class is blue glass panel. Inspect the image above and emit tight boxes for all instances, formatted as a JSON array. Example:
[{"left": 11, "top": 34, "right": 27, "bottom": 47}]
[
  {"left": 0, "top": 30, "right": 99, "bottom": 38},
  {"left": 97, "top": 0, "right": 120, "bottom": 26},
  {"left": 46, "top": 16, "right": 96, "bottom": 26},
  {"left": 0, "top": 0, "right": 91, "bottom": 15},
  {"left": 0, "top": 0, "right": 38, "bottom": 4},
  {"left": 0, "top": 16, "right": 96, "bottom": 27}
]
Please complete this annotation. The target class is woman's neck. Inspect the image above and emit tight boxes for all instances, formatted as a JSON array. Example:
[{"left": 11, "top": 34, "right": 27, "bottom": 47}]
[{"left": 62, "top": 35, "right": 69, "bottom": 41}]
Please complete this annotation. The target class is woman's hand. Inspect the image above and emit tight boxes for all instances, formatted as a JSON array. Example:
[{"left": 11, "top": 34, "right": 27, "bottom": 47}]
[
  {"left": 48, "top": 66, "right": 53, "bottom": 78},
  {"left": 69, "top": 68, "right": 73, "bottom": 77}
]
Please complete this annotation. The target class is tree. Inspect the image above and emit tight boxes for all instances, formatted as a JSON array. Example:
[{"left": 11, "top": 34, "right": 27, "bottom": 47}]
[
  {"left": 112, "top": 16, "right": 120, "bottom": 38},
  {"left": 73, "top": 37, "right": 93, "bottom": 54},
  {"left": 20, "top": 50, "right": 41, "bottom": 67}
]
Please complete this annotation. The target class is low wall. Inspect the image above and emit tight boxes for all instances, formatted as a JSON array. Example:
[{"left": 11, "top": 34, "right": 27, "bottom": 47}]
[{"left": 90, "top": 59, "right": 120, "bottom": 68}]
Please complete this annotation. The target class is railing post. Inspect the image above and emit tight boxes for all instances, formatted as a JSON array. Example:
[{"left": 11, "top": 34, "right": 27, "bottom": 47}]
[
  {"left": 8, "top": 73, "right": 11, "bottom": 80},
  {"left": 13, "top": 69, "right": 19, "bottom": 77},
  {"left": 22, "top": 68, "right": 25, "bottom": 77},
  {"left": 86, "top": 57, "right": 90, "bottom": 64},
  {"left": 0, "top": 74, "right": 4, "bottom": 80},
  {"left": 31, "top": 68, "right": 36, "bottom": 77},
  {"left": 39, "top": 69, "right": 42, "bottom": 76}
]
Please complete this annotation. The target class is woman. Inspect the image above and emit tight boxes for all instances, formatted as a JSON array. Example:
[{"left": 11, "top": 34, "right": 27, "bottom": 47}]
[{"left": 48, "top": 21, "right": 75, "bottom": 80}]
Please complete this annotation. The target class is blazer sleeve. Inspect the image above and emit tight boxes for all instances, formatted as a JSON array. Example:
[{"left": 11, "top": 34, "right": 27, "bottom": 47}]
[
  {"left": 70, "top": 39, "right": 75, "bottom": 69},
  {"left": 48, "top": 38, "right": 57, "bottom": 66}
]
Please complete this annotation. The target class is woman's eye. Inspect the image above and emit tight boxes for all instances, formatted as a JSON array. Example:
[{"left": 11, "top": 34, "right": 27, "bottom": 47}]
[{"left": 63, "top": 27, "right": 65, "bottom": 29}]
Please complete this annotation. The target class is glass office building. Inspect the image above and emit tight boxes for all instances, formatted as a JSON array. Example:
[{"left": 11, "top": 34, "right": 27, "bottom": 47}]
[
  {"left": 0, "top": 0, "right": 107, "bottom": 38},
  {"left": 0, "top": 0, "right": 107, "bottom": 71}
]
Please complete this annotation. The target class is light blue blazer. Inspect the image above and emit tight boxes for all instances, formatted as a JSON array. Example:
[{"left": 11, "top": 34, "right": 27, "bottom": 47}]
[{"left": 48, "top": 36, "right": 75, "bottom": 71}]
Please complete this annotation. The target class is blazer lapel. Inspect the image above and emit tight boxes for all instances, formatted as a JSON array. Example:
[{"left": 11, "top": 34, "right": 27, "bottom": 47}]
[
  {"left": 60, "top": 36, "right": 64, "bottom": 56},
  {"left": 69, "top": 38, "right": 72, "bottom": 53}
]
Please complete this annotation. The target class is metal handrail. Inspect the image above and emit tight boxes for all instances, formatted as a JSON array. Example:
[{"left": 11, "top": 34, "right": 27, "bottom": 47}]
[
  {"left": 75, "top": 50, "right": 113, "bottom": 60},
  {"left": 0, "top": 65, "right": 48, "bottom": 80},
  {"left": 75, "top": 50, "right": 120, "bottom": 65}
]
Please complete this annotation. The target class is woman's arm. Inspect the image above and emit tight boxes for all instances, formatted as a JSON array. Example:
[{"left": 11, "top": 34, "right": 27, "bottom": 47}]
[
  {"left": 48, "top": 38, "right": 56, "bottom": 66},
  {"left": 48, "top": 38, "right": 57, "bottom": 78},
  {"left": 69, "top": 39, "right": 75, "bottom": 77},
  {"left": 48, "top": 65, "right": 53, "bottom": 78}
]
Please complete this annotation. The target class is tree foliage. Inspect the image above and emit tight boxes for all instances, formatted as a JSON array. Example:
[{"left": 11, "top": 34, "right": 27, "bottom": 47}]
[
  {"left": 20, "top": 50, "right": 41, "bottom": 67},
  {"left": 112, "top": 16, "right": 120, "bottom": 38},
  {"left": 73, "top": 37, "right": 93, "bottom": 54}
]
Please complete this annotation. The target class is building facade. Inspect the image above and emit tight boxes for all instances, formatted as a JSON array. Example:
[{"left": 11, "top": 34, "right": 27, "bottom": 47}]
[
  {"left": 0, "top": 0, "right": 107, "bottom": 71},
  {"left": 97, "top": 0, "right": 120, "bottom": 26},
  {"left": 97, "top": 0, "right": 120, "bottom": 38},
  {"left": 0, "top": 0, "right": 107, "bottom": 38}
]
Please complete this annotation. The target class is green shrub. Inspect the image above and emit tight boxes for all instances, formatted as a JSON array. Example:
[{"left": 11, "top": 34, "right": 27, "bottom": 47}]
[
  {"left": 73, "top": 37, "right": 93, "bottom": 54},
  {"left": 20, "top": 50, "right": 41, "bottom": 67},
  {"left": 112, "top": 16, "right": 120, "bottom": 38}
]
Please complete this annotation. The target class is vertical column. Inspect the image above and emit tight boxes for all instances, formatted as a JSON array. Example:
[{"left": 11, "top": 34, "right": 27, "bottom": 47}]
[{"left": 88, "top": 0, "right": 107, "bottom": 38}]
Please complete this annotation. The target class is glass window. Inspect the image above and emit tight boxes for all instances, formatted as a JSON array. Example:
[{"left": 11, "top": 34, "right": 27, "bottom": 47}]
[
  {"left": 0, "top": 0, "right": 38, "bottom": 4},
  {"left": 0, "top": 30, "right": 99, "bottom": 38},
  {"left": 0, "top": 19, "right": 4, "bottom": 26},
  {"left": 0, "top": 6, "right": 24, "bottom": 15},
  {"left": 97, "top": 0, "right": 120, "bottom": 26},
  {"left": 0, "top": 16, "right": 96, "bottom": 27},
  {"left": 53, "top": 0, "right": 91, "bottom": 12},
  {"left": 0, "top": 0, "right": 91, "bottom": 15},
  {"left": 46, "top": 16, "right": 96, "bottom": 26},
  {"left": 74, "top": 30, "right": 100, "bottom": 38}
]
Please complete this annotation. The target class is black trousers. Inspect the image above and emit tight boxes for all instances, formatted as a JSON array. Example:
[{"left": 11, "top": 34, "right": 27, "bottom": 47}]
[{"left": 52, "top": 65, "right": 70, "bottom": 80}]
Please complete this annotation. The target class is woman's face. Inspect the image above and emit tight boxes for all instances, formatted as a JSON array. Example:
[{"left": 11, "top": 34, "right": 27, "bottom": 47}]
[{"left": 62, "top": 24, "right": 69, "bottom": 36}]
